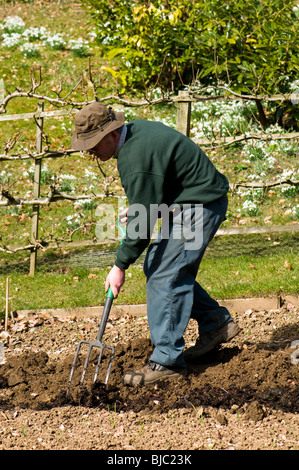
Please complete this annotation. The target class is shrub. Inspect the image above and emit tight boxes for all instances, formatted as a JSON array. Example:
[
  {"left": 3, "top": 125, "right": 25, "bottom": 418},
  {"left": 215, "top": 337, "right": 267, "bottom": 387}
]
[{"left": 84, "top": 0, "right": 298, "bottom": 128}]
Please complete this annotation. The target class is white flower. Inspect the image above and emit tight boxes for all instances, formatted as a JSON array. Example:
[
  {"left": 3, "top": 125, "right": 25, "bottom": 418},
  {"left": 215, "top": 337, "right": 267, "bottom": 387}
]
[
  {"left": 69, "top": 38, "right": 90, "bottom": 56},
  {"left": 58, "top": 174, "right": 76, "bottom": 180},
  {"left": 22, "top": 26, "right": 47, "bottom": 42},
  {"left": 20, "top": 42, "right": 39, "bottom": 58},
  {"left": 291, "top": 205, "right": 299, "bottom": 217},
  {"left": 89, "top": 31, "right": 97, "bottom": 40},
  {"left": 267, "top": 156, "right": 276, "bottom": 168},
  {"left": 43, "top": 33, "right": 66, "bottom": 50},
  {"left": 280, "top": 186, "right": 297, "bottom": 198},
  {"left": 279, "top": 169, "right": 295, "bottom": 181},
  {"left": 84, "top": 169, "right": 97, "bottom": 178},
  {"left": 2, "top": 16, "right": 25, "bottom": 33},
  {"left": 2, "top": 32, "right": 22, "bottom": 48},
  {"left": 74, "top": 199, "right": 86, "bottom": 208},
  {"left": 242, "top": 200, "right": 259, "bottom": 215}
]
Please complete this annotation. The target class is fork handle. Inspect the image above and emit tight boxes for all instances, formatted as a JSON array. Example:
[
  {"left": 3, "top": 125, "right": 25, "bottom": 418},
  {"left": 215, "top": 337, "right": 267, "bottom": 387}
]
[{"left": 96, "top": 287, "right": 114, "bottom": 342}]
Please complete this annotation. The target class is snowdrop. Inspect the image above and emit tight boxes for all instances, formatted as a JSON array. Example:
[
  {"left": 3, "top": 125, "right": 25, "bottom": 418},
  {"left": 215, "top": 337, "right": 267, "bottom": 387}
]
[
  {"left": 122, "top": 108, "right": 138, "bottom": 121},
  {"left": 266, "top": 156, "right": 276, "bottom": 169},
  {"left": 191, "top": 99, "right": 255, "bottom": 139},
  {"left": 28, "top": 164, "right": 53, "bottom": 184},
  {"left": 22, "top": 26, "right": 48, "bottom": 42},
  {"left": 1, "top": 16, "right": 25, "bottom": 33},
  {"left": 20, "top": 42, "right": 39, "bottom": 58},
  {"left": 2, "top": 32, "right": 23, "bottom": 48},
  {"left": 57, "top": 174, "right": 76, "bottom": 193},
  {"left": 242, "top": 200, "right": 259, "bottom": 216},
  {"left": 43, "top": 33, "right": 66, "bottom": 50},
  {"left": 280, "top": 186, "right": 297, "bottom": 198},
  {"left": 279, "top": 168, "right": 296, "bottom": 181},
  {"left": 74, "top": 198, "right": 96, "bottom": 211},
  {"left": 291, "top": 205, "right": 299, "bottom": 218},
  {"left": 88, "top": 30, "right": 97, "bottom": 40},
  {"left": 157, "top": 116, "right": 176, "bottom": 128},
  {"left": 74, "top": 199, "right": 87, "bottom": 209},
  {"left": 84, "top": 169, "right": 97, "bottom": 179},
  {"left": 58, "top": 174, "right": 76, "bottom": 181},
  {"left": 0, "top": 170, "right": 6, "bottom": 182},
  {"left": 66, "top": 213, "right": 83, "bottom": 229},
  {"left": 69, "top": 38, "right": 90, "bottom": 57}
]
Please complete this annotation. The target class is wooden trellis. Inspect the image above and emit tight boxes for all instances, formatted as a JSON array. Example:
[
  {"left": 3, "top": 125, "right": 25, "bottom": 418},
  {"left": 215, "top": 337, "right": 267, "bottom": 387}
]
[{"left": 0, "top": 90, "right": 298, "bottom": 275}]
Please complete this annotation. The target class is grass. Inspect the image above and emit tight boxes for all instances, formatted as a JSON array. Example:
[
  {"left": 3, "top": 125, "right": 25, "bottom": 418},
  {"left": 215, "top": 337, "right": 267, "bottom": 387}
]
[{"left": 0, "top": 1, "right": 298, "bottom": 316}]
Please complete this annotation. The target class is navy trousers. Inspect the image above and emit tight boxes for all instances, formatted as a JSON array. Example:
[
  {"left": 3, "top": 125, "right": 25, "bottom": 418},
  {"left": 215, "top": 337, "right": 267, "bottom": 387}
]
[{"left": 143, "top": 195, "right": 232, "bottom": 368}]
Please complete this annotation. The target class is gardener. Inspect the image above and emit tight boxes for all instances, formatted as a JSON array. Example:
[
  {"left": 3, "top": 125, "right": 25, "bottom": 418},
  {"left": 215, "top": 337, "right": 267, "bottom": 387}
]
[{"left": 71, "top": 102, "right": 241, "bottom": 386}]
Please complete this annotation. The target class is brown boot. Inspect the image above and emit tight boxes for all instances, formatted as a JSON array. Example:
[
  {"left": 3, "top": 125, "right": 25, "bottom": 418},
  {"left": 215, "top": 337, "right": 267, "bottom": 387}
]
[
  {"left": 123, "top": 361, "right": 187, "bottom": 386},
  {"left": 184, "top": 321, "right": 241, "bottom": 361}
]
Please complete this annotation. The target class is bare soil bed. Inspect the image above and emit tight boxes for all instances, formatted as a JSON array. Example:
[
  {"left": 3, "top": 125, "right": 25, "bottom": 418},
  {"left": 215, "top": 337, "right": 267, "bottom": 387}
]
[{"left": 0, "top": 300, "right": 298, "bottom": 451}]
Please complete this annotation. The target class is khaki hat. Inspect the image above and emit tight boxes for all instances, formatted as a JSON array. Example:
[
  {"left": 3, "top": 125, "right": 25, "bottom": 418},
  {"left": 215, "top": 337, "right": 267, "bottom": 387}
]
[{"left": 71, "top": 102, "right": 125, "bottom": 151}]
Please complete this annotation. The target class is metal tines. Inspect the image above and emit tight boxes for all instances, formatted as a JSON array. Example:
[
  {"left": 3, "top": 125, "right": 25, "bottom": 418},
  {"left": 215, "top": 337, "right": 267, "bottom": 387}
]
[
  {"left": 66, "top": 217, "right": 126, "bottom": 397},
  {"left": 66, "top": 216, "right": 126, "bottom": 397},
  {"left": 66, "top": 287, "right": 115, "bottom": 397}
]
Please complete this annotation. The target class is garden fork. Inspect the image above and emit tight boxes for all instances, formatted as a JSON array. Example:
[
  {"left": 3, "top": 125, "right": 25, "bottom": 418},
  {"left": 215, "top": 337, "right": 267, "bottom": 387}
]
[{"left": 66, "top": 216, "right": 126, "bottom": 397}]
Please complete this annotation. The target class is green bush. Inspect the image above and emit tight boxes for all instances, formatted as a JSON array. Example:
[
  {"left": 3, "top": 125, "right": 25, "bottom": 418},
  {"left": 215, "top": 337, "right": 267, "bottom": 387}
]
[
  {"left": 84, "top": 0, "right": 298, "bottom": 127},
  {"left": 85, "top": 0, "right": 298, "bottom": 90}
]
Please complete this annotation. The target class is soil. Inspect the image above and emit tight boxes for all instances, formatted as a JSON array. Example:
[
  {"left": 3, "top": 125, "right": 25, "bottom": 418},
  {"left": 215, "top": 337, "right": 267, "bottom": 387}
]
[{"left": 0, "top": 301, "right": 298, "bottom": 451}]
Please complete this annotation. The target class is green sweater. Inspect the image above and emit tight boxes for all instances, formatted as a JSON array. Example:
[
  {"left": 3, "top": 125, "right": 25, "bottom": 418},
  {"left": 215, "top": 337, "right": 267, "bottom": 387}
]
[{"left": 115, "top": 120, "right": 229, "bottom": 270}]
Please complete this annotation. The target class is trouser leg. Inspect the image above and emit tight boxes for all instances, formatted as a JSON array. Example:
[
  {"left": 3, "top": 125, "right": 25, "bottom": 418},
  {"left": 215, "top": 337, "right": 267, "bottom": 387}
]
[
  {"left": 143, "top": 196, "right": 231, "bottom": 368},
  {"left": 190, "top": 196, "right": 232, "bottom": 333},
  {"left": 191, "top": 281, "right": 232, "bottom": 334},
  {"left": 143, "top": 226, "right": 192, "bottom": 368}
]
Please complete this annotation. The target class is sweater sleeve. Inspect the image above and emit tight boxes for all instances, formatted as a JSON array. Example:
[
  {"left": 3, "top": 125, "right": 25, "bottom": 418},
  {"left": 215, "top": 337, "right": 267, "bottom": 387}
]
[{"left": 114, "top": 171, "right": 165, "bottom": 270}]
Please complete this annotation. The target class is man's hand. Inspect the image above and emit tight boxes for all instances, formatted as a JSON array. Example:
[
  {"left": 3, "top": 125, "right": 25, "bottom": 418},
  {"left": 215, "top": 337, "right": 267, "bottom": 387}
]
[
  {"left": 105, "top": 265, "right": 125, "bottom": 298},
  {"left": 118, "top": 206, "right": 129, "bottom": 224}
]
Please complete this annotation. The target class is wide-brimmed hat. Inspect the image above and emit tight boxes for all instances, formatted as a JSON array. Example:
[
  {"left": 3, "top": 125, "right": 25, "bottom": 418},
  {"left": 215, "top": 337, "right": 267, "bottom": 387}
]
[{"left": 71, "top": 102, "right": 125, "bottom": 151}]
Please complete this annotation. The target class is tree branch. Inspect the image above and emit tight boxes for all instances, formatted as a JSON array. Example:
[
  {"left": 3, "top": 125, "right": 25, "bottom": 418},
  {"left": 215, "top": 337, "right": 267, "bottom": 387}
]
[
  {"left": 230, "top": 179, "right": 299, "bottom": 191},
  {"left": 0, "top": 187, "right": 125, "bottom": 207}
]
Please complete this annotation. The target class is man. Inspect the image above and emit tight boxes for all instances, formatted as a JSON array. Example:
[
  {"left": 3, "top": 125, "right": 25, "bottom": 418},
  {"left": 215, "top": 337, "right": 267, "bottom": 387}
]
[{"left": 71, "top": 102, "right": 241, "bottom": 386}]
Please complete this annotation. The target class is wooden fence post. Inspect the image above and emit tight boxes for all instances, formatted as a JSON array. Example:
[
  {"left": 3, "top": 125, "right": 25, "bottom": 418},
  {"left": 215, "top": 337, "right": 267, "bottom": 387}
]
[
  {"left": 176, "top": 90, "right": 192, "bottom": 137},
  {"left": 29, "top": 102, "right": 44, "bottom": 276},
  {"left": 0, "top": 79, "right": 5, "bottom": 104}
]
